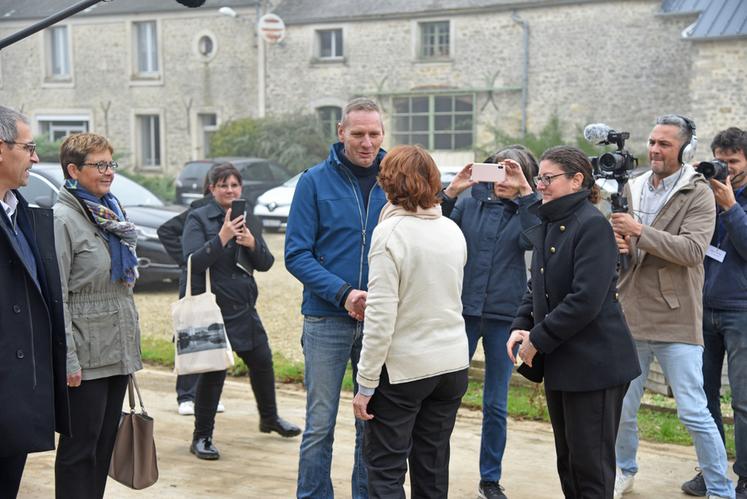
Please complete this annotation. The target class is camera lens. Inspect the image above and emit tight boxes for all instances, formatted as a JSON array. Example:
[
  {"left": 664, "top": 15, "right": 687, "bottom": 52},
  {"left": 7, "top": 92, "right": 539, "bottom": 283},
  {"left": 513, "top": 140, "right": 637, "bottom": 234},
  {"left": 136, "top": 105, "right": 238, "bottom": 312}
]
[{"left": 599, "top": 152, "right": 622, "bottom": 172}]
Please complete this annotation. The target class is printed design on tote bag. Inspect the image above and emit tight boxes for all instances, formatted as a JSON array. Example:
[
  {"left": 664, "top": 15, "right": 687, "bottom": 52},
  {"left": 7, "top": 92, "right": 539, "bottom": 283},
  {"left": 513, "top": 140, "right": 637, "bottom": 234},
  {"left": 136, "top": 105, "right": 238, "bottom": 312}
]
[{"left": 176, "top": 323, "right": 228, "bottom": 354}]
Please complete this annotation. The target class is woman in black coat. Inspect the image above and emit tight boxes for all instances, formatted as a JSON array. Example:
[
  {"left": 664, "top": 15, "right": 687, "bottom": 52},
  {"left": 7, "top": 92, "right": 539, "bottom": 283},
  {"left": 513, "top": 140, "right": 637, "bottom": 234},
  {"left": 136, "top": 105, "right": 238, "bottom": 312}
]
[
  {"left": 507, "top": 146, "right": 640, "bottom": 498},
  {"left": 182, "top": 163, "right": 300, "bottom": 460}
]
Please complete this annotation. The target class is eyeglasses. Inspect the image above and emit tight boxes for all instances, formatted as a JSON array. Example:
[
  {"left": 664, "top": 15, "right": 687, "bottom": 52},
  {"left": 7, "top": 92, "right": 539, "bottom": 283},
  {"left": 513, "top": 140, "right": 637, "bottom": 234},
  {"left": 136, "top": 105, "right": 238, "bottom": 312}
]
[
  {"left": 3, "top": 140, "right": 37, "bottom": 156},
  {"left": 214, "top": 183, "right": 241, "bottom": 190},
  {"left": 533, "top": 172, "right": 572, "bottom": 186},
  {"left": 80, "top": 161, "right": 119, "bottom": 173}
]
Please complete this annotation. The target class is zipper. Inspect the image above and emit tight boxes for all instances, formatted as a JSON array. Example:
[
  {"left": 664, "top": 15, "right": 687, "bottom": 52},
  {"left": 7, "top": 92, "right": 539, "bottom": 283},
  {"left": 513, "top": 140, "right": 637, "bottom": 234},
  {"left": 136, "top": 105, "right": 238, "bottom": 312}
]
[{"left": 339, "top": 166, "right": 369, "bottom": 290}]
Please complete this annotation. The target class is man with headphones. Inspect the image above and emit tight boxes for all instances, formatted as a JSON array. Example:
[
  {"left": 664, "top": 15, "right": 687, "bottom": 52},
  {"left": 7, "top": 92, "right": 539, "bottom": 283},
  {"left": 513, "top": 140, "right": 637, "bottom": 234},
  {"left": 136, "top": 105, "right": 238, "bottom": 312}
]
[{"left": 609, "top": 115, "right": 735, "bottom": 499}]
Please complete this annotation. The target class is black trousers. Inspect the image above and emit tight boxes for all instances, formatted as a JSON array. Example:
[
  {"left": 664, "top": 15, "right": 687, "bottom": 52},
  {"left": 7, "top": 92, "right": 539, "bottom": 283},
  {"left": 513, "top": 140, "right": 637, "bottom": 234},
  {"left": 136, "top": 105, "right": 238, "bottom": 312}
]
[
  {"left": 0, "top": 454, "right": 27, "bottom": 499},
  {"left": 55, "top": 375, "right": 129, "bottom": 499},
  {"left": 176, "top": 373, "right": 199, "bottom": 403},
  {"left": 193, "top": 340, "right": 277, "bottom": 439},
  {"left": 364, "top": 367, "right": 468, "bottom": 499},
  {"left": 545, "top": 383, "right": 629, "bottom": 499}
]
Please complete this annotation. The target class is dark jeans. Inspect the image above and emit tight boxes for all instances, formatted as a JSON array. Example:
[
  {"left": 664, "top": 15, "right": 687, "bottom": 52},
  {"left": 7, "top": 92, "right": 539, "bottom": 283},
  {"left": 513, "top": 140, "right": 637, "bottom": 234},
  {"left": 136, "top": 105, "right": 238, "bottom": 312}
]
[
  {"left": 0, "top": 453, "right": 27, "bottom": 498},
  {"left": 55, "top": 375, "right": 129, "bottom": 499},
  {"left": 545, "top": 383, "right": 628, "bottom": 499},
  {"left": 193, "top": 340, "right": 277, "bottom": 440},
  {"left": 176, "top": 373, "right": 199, "bottom": 404},
  {"left": 364, "top": 367, "right": 468, "bottom": 499},
  {"left": 703, "top": 306, "right": 747, "bottom": 478}
]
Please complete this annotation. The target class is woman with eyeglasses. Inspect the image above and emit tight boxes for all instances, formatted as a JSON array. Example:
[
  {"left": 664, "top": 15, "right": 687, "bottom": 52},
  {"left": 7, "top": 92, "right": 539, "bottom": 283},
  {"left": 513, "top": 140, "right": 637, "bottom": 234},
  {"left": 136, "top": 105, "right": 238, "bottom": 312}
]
[
  {"left": 439, "top": 145, "right": 539, "bottom": 499},
  {"left": 181, "top": 163, "right": 300, "bottom": 461},
  {"left": 506, "top": 145, "right": 640, "bottom": 498},
  {"left": 52, "top": 133, "right": 142, "bottom": 499}
]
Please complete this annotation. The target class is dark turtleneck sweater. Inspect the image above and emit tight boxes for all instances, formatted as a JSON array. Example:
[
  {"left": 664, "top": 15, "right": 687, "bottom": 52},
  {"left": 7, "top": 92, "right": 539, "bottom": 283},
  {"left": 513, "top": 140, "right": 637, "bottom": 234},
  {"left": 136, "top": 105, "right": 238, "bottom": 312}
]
[{"left": 339, "top": 151, "right": 380, "bottom": 212}]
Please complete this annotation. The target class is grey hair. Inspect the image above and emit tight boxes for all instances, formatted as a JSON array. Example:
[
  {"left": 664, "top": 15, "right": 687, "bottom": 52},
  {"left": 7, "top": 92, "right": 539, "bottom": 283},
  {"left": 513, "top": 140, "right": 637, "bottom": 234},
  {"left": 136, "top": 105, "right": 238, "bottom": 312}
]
[
  {"left": 0, "top": 106, "right": 29, "bottom": 143},
  {"left": 655, "top": 114, "right": 694, "bottom": 145},
  {"left": 341, "top": 97, "right": 382, "bottom": 128}
]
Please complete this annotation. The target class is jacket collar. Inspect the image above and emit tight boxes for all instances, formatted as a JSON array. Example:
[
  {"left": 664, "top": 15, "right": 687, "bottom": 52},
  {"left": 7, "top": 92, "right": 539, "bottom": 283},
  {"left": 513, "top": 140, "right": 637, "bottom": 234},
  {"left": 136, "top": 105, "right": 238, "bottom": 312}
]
[
  {"left": 535, "top": 190, "right": 590, "bottom": 222},
  {"left": 629, "top": 164, "right": 702, "bottom": 214},
  {"left": 329, "top": 142, "right": 387, "bottom": 171},
  {"left": 205, "top": 198, "right": 226, "bottom": 219},
  {"left": 378, "top": 201, "right": 441, "bottom": 223}
]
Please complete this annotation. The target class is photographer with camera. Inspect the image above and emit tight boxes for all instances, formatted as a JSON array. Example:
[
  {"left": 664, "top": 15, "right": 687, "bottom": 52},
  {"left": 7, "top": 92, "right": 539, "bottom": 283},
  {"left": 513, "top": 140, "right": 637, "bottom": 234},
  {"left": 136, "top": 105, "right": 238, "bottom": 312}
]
[
  {"left": 610, "top": 115, "right": 734, "bottom": 499},
  {"left": 681, "top": 127, "right": 747, "bottom": 499}
]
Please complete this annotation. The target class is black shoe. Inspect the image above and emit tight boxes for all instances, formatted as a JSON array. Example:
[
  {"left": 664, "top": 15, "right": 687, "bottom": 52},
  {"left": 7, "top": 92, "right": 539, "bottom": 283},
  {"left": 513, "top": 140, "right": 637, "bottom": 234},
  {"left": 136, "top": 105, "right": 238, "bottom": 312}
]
[
  {"left": 478, "top": 480, "right": 507, "bottom": 499},
  {"left": 190, "top": 437, "right": 220, "bottom": 460},
  {"left": 737, "top": 475, "right": 747, "bottom": 499},
  {"left": 259, "top": 416, "right": 301, "bottom": 437},
  {"left": 681, "top": 470, "right": 706, "bottom": 497}
]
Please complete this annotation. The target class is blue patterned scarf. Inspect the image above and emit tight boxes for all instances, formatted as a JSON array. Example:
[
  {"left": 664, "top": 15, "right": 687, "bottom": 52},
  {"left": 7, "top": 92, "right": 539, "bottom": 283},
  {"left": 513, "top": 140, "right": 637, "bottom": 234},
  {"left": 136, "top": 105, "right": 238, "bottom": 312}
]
[{"left": 65, "top": 181, "right": 139, "bottom": 286}]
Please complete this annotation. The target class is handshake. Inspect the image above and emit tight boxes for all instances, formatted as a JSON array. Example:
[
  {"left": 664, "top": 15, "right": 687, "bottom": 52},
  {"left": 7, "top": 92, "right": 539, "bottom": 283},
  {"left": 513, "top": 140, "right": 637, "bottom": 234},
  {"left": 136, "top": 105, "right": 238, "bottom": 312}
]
[{"left": 345, "top": 289, "right": 368, "bottom": 321}]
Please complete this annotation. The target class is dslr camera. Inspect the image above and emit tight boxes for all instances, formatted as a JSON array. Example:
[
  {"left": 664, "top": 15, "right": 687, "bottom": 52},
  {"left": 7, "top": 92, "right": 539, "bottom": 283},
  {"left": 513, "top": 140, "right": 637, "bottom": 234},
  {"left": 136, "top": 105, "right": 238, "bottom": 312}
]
[
  {"left": 696, "top": 159, "right": 728, "bottom": 182},
  {"left": 589, "top": 130, "right": 638, "bottom": 185}
]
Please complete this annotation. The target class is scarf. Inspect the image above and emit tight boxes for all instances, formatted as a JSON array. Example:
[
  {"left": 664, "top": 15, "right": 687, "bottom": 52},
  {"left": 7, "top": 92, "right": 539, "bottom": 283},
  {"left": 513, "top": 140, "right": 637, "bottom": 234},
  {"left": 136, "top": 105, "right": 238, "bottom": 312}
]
[{"left": 65, "top": 181, "right": 139, "bottom": 286}]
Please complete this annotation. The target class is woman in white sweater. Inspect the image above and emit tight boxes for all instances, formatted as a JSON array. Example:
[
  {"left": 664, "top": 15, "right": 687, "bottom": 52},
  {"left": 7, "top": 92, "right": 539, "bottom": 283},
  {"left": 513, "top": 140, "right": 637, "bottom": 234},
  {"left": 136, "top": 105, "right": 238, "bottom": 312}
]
[{"left": 352, "top": 144, "right": 469, "bottom": 499}]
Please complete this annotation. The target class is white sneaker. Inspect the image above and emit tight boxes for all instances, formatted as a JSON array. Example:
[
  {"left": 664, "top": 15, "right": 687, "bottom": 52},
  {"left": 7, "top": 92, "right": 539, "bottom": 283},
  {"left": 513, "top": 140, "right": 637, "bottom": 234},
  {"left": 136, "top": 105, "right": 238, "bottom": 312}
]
[
  {"left": 707, "top": 496, "right": 732, "bottom": 499},
  {"left": 614, "top": 470, "right": 634, "bottom": 499},
  {"left": 178, "top": 400, "right": 195, "bottom": 416},
  {"left": 216, "top": 401, "right": 225, "bottom": 413}
]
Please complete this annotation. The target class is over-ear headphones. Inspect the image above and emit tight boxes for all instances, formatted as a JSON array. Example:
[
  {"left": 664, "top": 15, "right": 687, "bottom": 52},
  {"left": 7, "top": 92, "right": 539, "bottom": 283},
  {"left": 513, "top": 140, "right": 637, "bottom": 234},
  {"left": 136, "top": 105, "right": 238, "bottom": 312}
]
[{"left": 677, "top": 115, "right": 697, "bottom": 164}]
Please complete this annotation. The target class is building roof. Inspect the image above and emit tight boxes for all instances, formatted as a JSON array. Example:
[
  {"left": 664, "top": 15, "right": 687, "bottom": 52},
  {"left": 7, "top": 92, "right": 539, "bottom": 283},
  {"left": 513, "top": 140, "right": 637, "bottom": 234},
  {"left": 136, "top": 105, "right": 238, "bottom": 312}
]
[
  {"left": 0, "top": 0, "right": 258, "bottom": 21},
  {"left": 660, "top": 0, "right": 747, "bottom": 39},
  {"left": 272, "top": 0, "right": 611, "bottom": 25}
]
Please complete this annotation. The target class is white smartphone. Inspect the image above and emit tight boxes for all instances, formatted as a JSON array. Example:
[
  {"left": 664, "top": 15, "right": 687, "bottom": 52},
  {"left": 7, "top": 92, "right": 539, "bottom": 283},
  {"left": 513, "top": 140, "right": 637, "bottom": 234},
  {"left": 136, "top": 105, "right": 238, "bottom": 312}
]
[{"left": 471, "top": 162, "right": 506, "bottom": 183}]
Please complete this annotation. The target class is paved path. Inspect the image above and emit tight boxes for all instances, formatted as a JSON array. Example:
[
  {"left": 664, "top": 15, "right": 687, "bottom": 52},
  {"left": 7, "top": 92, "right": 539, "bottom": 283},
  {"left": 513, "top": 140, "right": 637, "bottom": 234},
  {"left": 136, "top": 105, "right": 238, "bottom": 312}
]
[{"left": 19, "top": 368, "right": 737, "bottom": 498}]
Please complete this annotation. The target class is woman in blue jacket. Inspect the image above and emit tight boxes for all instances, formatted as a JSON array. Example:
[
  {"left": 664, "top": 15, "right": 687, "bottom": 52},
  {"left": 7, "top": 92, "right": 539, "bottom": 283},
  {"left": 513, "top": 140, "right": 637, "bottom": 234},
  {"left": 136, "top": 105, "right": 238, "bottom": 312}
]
[{"left": 440, "top": 145, "right": 539, "bottom": 499}]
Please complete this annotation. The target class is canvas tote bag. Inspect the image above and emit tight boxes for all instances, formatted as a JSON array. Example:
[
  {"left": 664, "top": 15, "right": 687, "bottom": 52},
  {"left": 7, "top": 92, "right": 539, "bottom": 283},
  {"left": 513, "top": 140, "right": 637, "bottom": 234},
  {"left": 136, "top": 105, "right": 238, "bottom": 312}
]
[
  {"left": 108, "top": 374, "right": 158, "bottom": 489},
  {"left": 172, "top": 254, "right": 234, "bottom": 374}
]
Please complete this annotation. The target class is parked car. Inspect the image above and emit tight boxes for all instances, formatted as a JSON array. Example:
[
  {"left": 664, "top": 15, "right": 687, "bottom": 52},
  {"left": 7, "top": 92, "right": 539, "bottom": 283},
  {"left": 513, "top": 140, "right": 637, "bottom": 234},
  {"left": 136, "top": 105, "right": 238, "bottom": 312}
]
[
  {"left": 19, "top": 163, "right": 182, "bottom": 286},
  {"left": 175, "top": 157, "right": 292, "bottom": 206},
  {"left": 253, "top": 166, "right": 462, "bottom": 232}
]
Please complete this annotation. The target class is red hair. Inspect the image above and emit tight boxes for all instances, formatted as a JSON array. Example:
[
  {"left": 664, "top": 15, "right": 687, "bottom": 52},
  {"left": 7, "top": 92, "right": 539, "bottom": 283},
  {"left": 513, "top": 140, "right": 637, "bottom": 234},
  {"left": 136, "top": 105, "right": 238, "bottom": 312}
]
[{"left": 378, "top": 145, "right": 441, "bottom": 211}]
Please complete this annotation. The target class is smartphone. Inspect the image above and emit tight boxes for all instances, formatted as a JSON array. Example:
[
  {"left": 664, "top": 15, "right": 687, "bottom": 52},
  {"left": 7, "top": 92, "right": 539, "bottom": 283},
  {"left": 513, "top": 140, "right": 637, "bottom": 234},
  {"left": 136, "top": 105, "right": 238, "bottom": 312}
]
[
  {"left": 230, "top": 199, "right": 246, "bottom": 221},
  {"left": 471, "top": 162, "right": 506, "bottom": 183}
]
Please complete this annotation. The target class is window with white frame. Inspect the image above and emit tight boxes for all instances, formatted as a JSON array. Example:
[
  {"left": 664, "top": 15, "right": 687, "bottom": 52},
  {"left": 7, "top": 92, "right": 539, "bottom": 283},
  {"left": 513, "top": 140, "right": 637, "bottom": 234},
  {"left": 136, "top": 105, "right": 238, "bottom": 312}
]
[
  {"left": 37, "top": 116, "right": 89, "bottom": 141},
  {"left": 316, "top": 29, "right": 343, "bottom": 59},
  {"left": 392, "top": 94, "right": 473, "bottom": 150},
  {"left": 136, "top": 114, "right": 161, "bottom": 167},
  {"left": 46, "top": 26, "right": 71, "bottom": 80},
  {"left": 419, "top": 21, "right": 450, "bottom": 59},
  {"left": 198, "top": 113, "right": 218, "bottom": 157},
  {"left": 317, "top": 106, "right": 342, "bottom": 142},
  {"left": 133, "top": 21, "right": 159, "bottom": 77}
]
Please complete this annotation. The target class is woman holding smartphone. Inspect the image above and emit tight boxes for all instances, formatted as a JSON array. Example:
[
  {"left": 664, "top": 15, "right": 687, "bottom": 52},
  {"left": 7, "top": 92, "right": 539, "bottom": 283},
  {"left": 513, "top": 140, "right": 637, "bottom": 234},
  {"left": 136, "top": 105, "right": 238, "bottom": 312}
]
[
  {"left": 507, "top": 146, "right": 640, "bottom": 498},
  {"left": 181, "top": 163, "right": 300, "bottom": 460},
  {"left": 440, "top": 145, "right": 539, "bottom": 499}
]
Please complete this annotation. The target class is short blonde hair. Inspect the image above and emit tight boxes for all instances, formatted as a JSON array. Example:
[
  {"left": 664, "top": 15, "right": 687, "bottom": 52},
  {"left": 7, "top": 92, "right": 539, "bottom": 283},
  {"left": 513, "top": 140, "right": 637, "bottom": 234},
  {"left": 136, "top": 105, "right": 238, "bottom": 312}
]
[{"left": 60, "top": 133, "right": 114, "bottom": 179}]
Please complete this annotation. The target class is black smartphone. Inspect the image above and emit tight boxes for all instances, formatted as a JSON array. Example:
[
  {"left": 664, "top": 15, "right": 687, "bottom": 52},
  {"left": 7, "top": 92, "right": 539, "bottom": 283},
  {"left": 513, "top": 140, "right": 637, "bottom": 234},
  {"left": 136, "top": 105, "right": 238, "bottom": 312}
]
[{"left": 230, "top": 199, "right": 246, "bottom": 221}]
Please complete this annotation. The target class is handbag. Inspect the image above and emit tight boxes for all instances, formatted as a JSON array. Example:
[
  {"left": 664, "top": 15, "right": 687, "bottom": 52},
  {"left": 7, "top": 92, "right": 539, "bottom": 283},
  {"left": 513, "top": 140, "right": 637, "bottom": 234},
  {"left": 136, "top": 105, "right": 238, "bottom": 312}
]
[
  {"left": 108, "top": 374, "right": 159, "bottom": 489},
  {"left": 172, "top": 255, "right": 235, "bottom": 375}
]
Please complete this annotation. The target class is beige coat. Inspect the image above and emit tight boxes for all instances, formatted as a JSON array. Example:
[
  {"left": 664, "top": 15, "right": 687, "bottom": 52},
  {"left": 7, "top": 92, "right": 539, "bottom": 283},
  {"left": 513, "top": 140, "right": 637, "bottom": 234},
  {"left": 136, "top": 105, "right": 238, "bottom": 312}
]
[
  {"left": 619, "top": 165, "right": 715, "bottom": 345},
  {"left": 54, "top": 187, "right": 142, "bottom": 380}
]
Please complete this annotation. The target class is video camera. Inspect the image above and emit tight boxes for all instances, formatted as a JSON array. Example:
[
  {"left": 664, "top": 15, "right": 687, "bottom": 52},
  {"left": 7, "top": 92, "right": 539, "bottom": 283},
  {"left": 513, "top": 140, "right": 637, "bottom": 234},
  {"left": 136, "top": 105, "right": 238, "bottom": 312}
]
[{"left": 584, "top": 123, "right": 638, "bottom": 213}]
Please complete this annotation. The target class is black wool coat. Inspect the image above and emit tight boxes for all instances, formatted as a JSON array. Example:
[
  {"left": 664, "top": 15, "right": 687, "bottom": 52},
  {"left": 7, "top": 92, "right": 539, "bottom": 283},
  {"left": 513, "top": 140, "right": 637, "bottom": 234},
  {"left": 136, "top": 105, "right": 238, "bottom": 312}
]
[
  {"left": 182, "top": 199, "right": 274, "bottom": 352},
  {"left": 0, "top": 191, "right": 70, "bottom": 457},
  {"left": 511, "top": 190, "right": 641, "bottom": 392}
]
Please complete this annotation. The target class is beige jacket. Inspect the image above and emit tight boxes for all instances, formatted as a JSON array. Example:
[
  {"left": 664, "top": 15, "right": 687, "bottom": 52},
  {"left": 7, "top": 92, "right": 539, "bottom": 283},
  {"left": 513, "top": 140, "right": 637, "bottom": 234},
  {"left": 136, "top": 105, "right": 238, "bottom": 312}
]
[
  {"left": 619, "top": 165, "right": 715, "bottom": 345},
  {"left": 356, "top": 202, "right": 469, "bottom": 389},
  {"left": 54, "top": 187, "right": 143, "bottom": 380}
]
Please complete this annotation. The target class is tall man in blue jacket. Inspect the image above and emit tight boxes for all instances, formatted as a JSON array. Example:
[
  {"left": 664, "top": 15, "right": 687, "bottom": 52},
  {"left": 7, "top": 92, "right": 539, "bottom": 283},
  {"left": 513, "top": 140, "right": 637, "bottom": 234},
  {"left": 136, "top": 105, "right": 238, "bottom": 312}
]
[
  {"left": 681, "top": 127, "right": 747, "bottom": 499},
  {"left": 0, "top": 106, "right": 70, "bottom": 497},
  {"left": 286, "top": 97, "right": 386, "bottom": 499}
]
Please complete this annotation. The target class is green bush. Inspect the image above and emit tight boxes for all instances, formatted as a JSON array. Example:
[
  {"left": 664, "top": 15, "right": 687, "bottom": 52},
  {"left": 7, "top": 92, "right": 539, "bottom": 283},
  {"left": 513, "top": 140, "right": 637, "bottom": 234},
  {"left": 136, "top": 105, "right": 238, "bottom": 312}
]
[
  {"left": 34, "top": 135, "right": 64, "bottom": 163},
  {"left": 118, "top": 169, "right": 176, "bottom": 203},
  {"left": 210, "top": 114, "right": 329, "bottom": 174}
]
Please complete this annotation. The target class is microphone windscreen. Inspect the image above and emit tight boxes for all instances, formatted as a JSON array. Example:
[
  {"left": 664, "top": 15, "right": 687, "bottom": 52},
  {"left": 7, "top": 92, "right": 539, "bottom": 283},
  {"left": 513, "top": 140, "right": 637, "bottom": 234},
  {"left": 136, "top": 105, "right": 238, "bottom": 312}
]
[
  {"left": 583, "top": 123, "right": 612, "bottom": 143},
  {"left": 174, "top": 0, "right": 206, "bottom": 7}
]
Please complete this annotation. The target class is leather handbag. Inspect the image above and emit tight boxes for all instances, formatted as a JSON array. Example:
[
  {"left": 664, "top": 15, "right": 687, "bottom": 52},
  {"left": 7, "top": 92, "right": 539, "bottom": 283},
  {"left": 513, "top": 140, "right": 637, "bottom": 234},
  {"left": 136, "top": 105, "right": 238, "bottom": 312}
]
[
  {"left": 172, "top": 255, "right": 235, "bottom": 374},
  {"left": 108, "top": 374, "right": 159, "bottom": 490}
]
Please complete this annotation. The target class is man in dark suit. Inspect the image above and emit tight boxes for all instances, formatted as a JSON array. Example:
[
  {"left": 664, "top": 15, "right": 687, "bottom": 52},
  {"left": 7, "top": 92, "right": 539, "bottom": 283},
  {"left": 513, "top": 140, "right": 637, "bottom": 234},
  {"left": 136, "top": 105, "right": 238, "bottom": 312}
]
[{"left": 0, "top": 106, "right": 70, "bottom": 497}]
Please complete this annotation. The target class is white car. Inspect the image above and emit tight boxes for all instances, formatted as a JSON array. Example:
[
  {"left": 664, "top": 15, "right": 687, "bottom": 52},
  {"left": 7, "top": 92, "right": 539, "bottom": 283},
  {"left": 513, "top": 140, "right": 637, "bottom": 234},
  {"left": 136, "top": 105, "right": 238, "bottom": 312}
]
[{"left": 253, "top": 172, "right": 301, "bottom": 231}]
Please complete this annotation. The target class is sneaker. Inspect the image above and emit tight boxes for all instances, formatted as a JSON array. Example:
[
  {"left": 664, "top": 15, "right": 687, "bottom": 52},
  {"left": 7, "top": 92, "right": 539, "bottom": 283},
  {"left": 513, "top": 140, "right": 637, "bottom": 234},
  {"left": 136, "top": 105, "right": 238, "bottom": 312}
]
[
  {"left": 478, "top": 480, "right": 507, "bottom": 499},
  {"left": 614, "top": 470, "right": 634, "bottom": 499},
  {"left": 682, "top": 470, "right": 706, "bottom": 497},
  {"left": 216, "top": 401, "right": 225, "bottom": 413},
  {"left": 707, "top": 496, "right": 732, "bottom": 499},
  {"left": 736, "top": 475, "right": 747, "bottom": 499},
  {"left": 178, "top": 400, "right": 195, "bottom": 416}
]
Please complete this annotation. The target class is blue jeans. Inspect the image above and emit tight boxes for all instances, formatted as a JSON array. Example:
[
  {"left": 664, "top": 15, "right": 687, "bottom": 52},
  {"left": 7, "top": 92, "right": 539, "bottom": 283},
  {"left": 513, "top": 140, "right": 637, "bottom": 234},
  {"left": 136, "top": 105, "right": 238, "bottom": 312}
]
[
  {"left": 297, "top": 315, "right": 367, "bottom": 499},
  {"left": 616, "top": 341, "right": 734, "bottom": 498},
  {"left": 703, "top": 307, "right": 747, "bottom": 478},
  {"left": 465, "top": 316, "right": 513, "bottom": 482}
]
